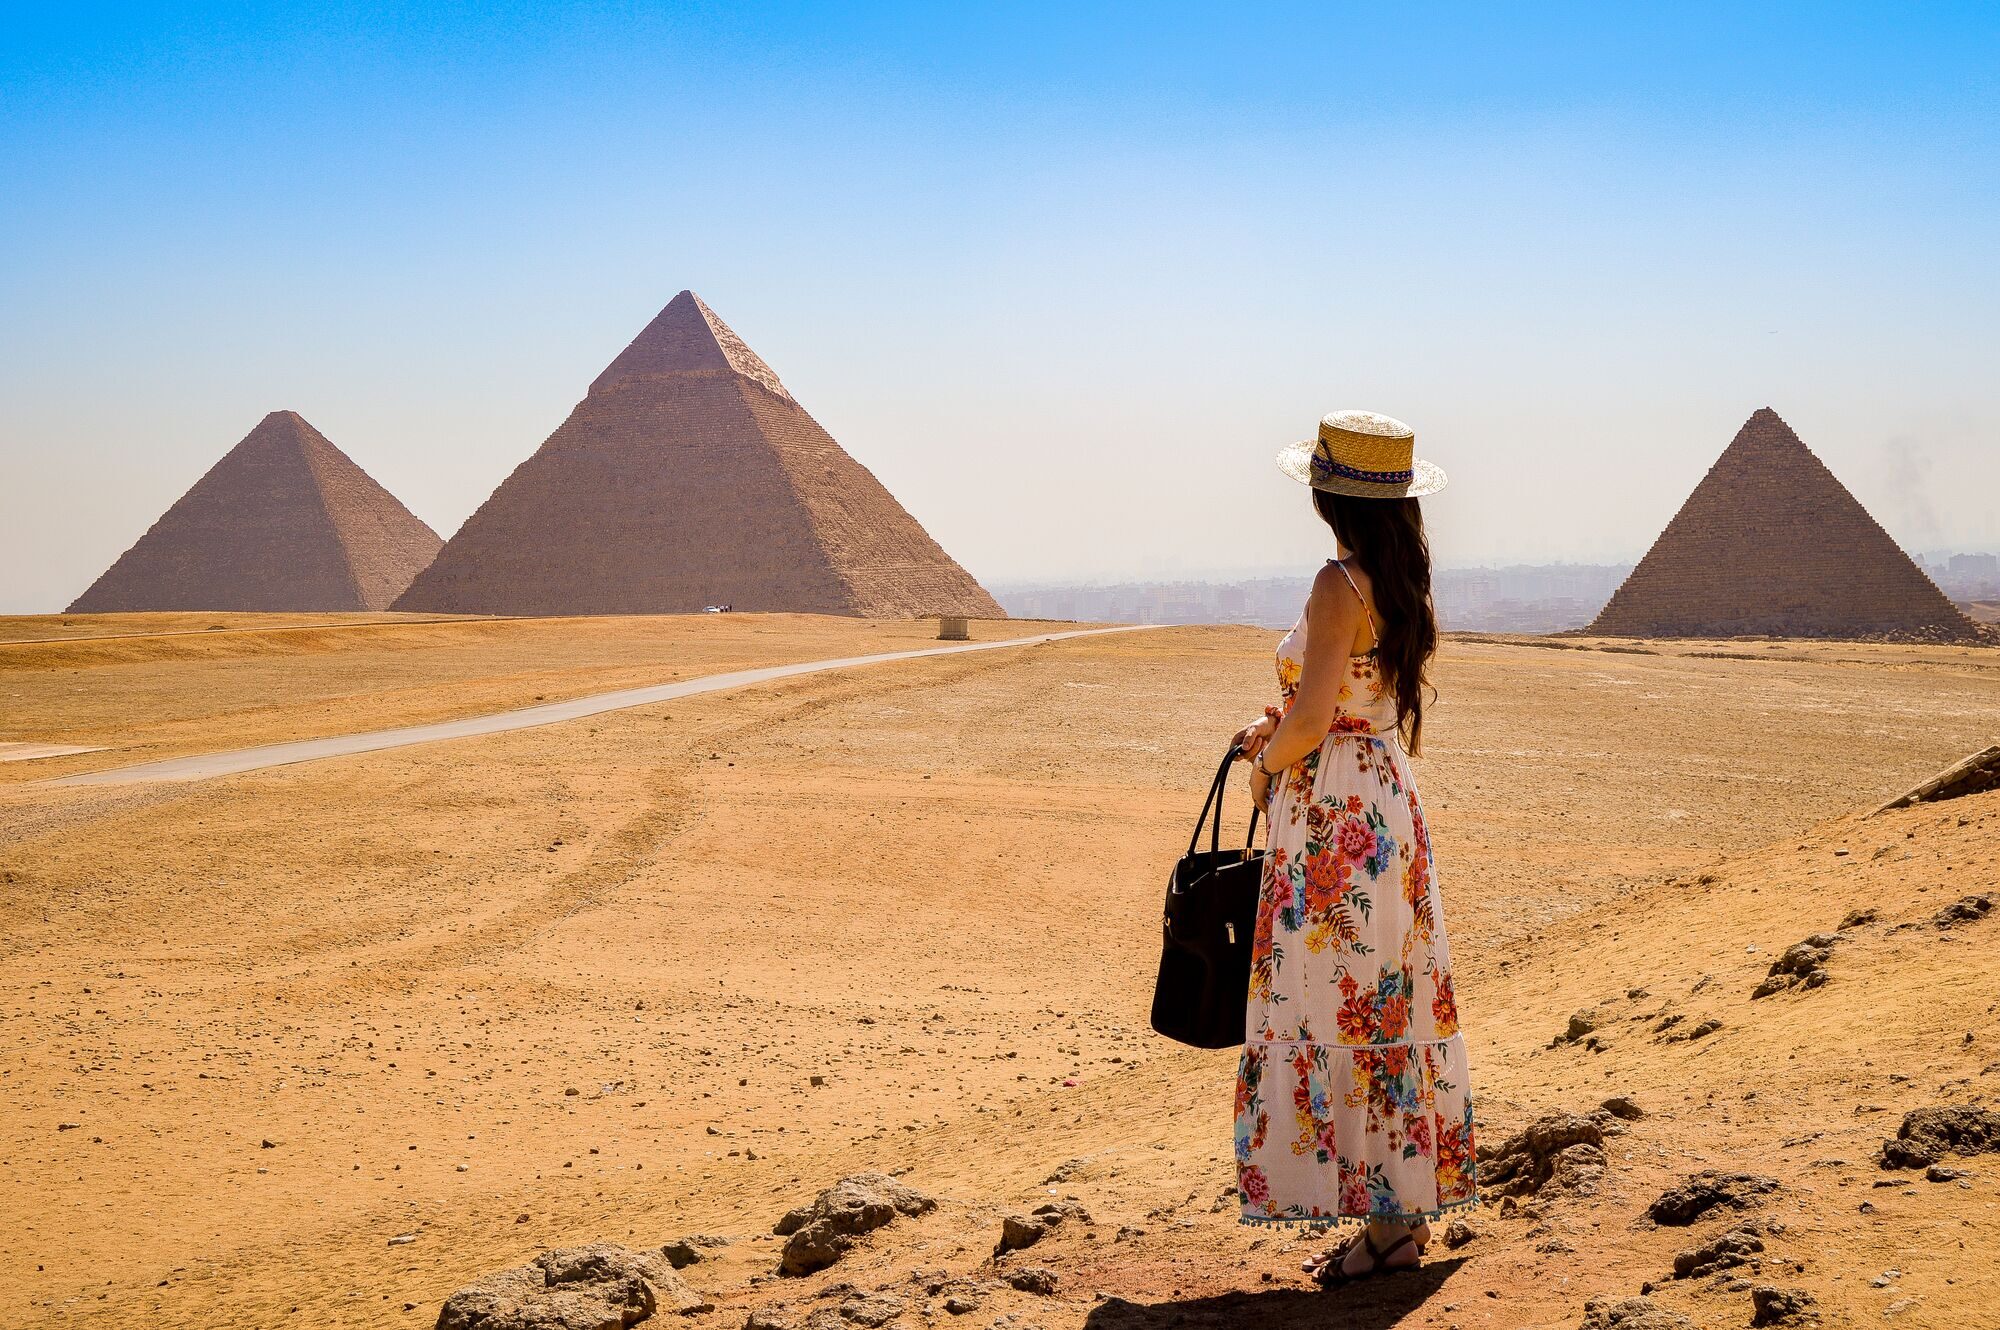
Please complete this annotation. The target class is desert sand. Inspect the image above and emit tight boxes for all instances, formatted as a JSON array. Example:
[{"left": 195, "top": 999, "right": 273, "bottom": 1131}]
[{"left": 3, "top": 614, "right": 1998, "bottom": 1330}]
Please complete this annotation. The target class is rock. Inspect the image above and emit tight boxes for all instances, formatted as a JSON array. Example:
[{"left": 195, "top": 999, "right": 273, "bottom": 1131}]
[
  {"left": 1750, "top": 1285, "right": 1818, "bottom": 1326},
  {"left": 1547, "top": 1143, "right": 1608, "bottom": 1194},
  {"left": 1004, "top": 1268, "right": 1058, "bottom": 1296},
  {"left": 998, "top": 1214, "right": 1050, "bottom": 1254},
  {"left": 1932, "top": 893, "right": 1995, "bottom": 929},
  {"left": 1879, "top": 1105, "right": 2000, "bottom": 1169},
  {"left": 435, "top": 1242, "right": 712, "bottom": 1329},
  {"left": 1671, "top": 1226, "right": 1764, "bottom": 1277},
  {"left": 995, "top": 1199, "right": 1090, "bottom": 1255},
  {"left": 744, "top": 1313, "right": 791, "bottom": 1330},
  {"left": 661, "top": 1235, "right": 729, "bottom": 1269},
  {"left": 942, "top": 1293, "right": 981, "bottom": 1315},
  {"left": 1752, "top": 935, "right": 1841, "bottom": 998},
  {"left": 777, "top": 1174, "right": 937, "bottom": 1276},
  {"left": 1839, "top": 906, "right": 1878, "bottom": 929},
  {"left": 1553, "top": 1009, "right": 1601, "bottom": 1046},
  {"left": 1441, "top": 1218, "right": 1476, "bottom": 1249},
  {"left": 1600, "top": 1096, "right": 1645, "bottom": 1120},
  {"left": 835, "top": 1291, "right": 904, "bottom": 1327},
  {"left": 1477, "top": 1113, "right": 1606, "bottom": 1197},
  {"left": 1925, "top": 1163, "right": 1968, "bottom": 1182},
  {"left": 1576, "top": 1296, "right": 1694, "bottom": 1330},
  {"left": 1648, "top": 1172, "right": 1779, "bottom": 1225}
]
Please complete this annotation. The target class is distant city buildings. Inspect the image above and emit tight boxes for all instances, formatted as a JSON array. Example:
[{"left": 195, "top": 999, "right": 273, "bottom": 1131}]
[
  {"left": 995, "top": 563, "right": 1632, "bottom": 632},
  {"left": 997, "top": 551, "right": 1999, "bottom": 634}
]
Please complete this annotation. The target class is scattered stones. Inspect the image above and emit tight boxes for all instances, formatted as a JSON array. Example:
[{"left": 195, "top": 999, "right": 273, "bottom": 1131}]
[
  {"left": 1648, "top": 1171, "right": 1779, "bottom": 1225},
  {"left": 1654, "top": 1013, "right": 1724, "bottom": 1042},
  {"left": 1751, "top": 934, "right": 1840, "bottom": 998},
  {"left": 1004, "top": 1267, "right": 1058, "bottom": 1295},
  {"left": 661, "top": 1235, "right": 730, "bottom": 1269},
  {"left": 1576, "top": 1295, "right": 1694, "bottom": 1330},
  {"left": 775, "top": 1174, "right": 937, "bottom": 1276},
  {"left": 1671, "top": 1225, "right": 1763, "bottom": 1278},
  {"left": 435, "top": 1243, "right": 712, "bottom": 1330},
  {"left": 1931, "top": 893, "right": 1995, "bottom": 929},
  {"left": 1441, "top": 1218, "right": 1476, "bottom": 1249},
  {"left": 1750, "top": 1285, "right": 1818, "bottom": 1326},
  {"left": 834, "top": 1291, "right": 904, "bottom": 1327},
  {"left": 995, "top": 1200, "right": 1091, "bottom": 1254},
  {"left": 1879, "top": 1105, "right": 2000, "bottom": 1170},
  {"left": 1477, "top": 1113, "right": 1606, "bottom": 1198}
]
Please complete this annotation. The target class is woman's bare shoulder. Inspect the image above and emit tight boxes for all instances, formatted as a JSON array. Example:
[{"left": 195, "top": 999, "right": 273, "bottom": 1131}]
[{"left": 1307, "top": 561, "right": 1366, "bottom": 623}]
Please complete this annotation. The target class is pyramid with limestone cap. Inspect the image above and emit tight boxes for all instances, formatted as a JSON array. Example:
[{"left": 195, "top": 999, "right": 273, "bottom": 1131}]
[
  {"left": 1587, "top": 407, "right": 1978, "bottom": 641},
  {"left": 394, "top": 291, "right": 1003, "bottom": 619},
  {"left": 69, "top": 411, "right": 442, "bottom": 613}
]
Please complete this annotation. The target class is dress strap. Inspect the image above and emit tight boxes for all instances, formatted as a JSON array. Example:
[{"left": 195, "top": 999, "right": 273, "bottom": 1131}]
[{"left": 1328, "top": 559, "right": 1380, "bottom": 639}]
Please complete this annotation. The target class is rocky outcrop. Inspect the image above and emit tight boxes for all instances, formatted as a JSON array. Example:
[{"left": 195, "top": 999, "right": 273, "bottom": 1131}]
[
  {"left": 1671, "top": 1224, "right": 1764, "bottom": 1278},
  {"left": 775, "top": 1173, "right": 937, "bottom": 1276},
  {"left": 434, "top": 1243, "right": 711, "bottom": 1330},
  {"left": 1931, "top": 894, "right": 1995, "bottom": 929},
  {"left": 995, "top": 1199, "right": 1091, "bottom": 1254},
  {"left": 1879, "top": 1105, "right": 2000, "bottom": 1169},
  {"left": 1750, "top": 1285, "right": 1819, "bottom": 1326},
  {"left": 1577, "top": 1296, "right": 1694, "bottom": 1330},
  {"left": 1752, "top": 933, "right": 1840, "bottom": 998},
  {"left": 1648, "top": 1172, "right": 1779, "bottom": 1225},
  {"left": 1478, "top": 1113, "right": 1609, "bottom": 1198}
]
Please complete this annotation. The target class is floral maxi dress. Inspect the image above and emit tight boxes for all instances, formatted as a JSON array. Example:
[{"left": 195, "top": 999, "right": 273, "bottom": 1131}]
[{"left": 1235, "top": 575, "right": 1479, "bottom": 1228}]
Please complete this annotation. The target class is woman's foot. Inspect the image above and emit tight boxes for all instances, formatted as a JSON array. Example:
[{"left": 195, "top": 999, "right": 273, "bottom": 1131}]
[
  {"left": 1331, "top": 1223, "right": 1421, "bottom": 1282},
  {"left": 1301, "top": 1220, "right": 1428, "bottom": 1277}
]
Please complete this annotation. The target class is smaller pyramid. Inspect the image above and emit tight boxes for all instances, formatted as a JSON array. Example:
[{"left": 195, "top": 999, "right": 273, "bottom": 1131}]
[
  {"left": 1589, "top": 408, "right": 1978, "bottom": 641},
  {"left": 69, "top": 411, "right": 442, "bottom": 613}
]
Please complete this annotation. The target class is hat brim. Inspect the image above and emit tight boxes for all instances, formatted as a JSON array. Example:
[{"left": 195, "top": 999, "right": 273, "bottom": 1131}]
[{"left": 1275, "top": 440, "right": 1447, "bottom": 498}]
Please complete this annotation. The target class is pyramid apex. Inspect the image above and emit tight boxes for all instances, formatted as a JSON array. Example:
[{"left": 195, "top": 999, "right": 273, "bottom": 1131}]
[{"left": 590, "top": 291, "right": 791, "bottom": 401}]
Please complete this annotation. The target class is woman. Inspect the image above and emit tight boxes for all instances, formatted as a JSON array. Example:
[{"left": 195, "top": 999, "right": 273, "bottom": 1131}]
[{"left": 1229, "top": 411, "right": 1478, "bottom": 1286}]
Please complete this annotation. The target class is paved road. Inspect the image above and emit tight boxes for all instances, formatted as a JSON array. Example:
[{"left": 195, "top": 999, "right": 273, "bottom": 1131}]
[{"left": 42, "top": 625, "right": 1154, "bottom": 789}]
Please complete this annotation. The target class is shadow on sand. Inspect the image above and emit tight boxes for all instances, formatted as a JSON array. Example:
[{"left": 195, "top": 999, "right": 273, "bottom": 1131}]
[{"left": 1083, "top": 1257, "right": 1470, "bottom": 1330}]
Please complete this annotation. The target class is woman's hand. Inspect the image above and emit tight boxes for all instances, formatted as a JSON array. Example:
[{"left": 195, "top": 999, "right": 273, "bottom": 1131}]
[{"left": 1232, "top": 713, "right": 1278, "bottom": 763}]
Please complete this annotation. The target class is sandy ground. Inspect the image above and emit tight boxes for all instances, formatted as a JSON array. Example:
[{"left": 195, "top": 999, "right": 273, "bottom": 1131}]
[{"left": 2, "top": 615, "right": 1998, "bottom": 1329}]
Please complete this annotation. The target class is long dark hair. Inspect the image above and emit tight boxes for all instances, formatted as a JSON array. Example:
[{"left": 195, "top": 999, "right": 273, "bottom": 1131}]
[{"left": 1312, "top": 489, "right": 1439, "bottom": 754}]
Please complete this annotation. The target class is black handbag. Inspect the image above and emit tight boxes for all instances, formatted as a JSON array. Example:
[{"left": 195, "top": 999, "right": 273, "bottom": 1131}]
[{"left": 1149, "top": 745, "right": 1266, "bottom": 1049}]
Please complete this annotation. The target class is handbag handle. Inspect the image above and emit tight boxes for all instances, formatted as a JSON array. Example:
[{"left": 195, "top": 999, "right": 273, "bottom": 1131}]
[{"left": 1185, "top": 745, "right": 1263, "bottom": 859}]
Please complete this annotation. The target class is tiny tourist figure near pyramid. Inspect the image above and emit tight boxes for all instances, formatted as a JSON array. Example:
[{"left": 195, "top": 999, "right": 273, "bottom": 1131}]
[{"left": 1229, "top": 412, "right": 1478, "bottom": 1286}]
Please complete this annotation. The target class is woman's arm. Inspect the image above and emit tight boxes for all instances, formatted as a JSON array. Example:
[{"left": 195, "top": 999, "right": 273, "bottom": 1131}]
[{"left": 1256, "top": 563, "right": 1364, "bottom": 781}]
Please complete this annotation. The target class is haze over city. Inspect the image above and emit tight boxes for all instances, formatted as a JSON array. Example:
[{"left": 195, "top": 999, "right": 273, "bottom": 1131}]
[{"left": 4, "top": 4, "right": 1998, "bottom": 614}]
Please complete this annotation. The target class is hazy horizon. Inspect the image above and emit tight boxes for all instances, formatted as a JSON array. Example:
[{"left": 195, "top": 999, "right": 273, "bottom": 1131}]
[{"left": 4, "top": 5, "right": 1997, "bottom": 614}]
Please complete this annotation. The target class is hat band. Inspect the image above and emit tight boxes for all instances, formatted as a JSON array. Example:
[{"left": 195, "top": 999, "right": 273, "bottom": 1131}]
[{"left": 1312, "top": 453, "right": 1414, "bottom": 486}]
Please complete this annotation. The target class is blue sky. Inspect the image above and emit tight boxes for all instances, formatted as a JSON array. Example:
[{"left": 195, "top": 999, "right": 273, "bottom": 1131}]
[{"left": 3, "top": 3, "right": 1997, "bottom": 610}]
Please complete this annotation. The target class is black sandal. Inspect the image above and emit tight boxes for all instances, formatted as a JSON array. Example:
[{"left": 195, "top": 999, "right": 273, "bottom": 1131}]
[
  {"left": 1314, "top": 1230, "right": 1420, "bottom": 1289},
  {"left": 1302, "top": 1221, "right": 1428, "bottom": 1277}
]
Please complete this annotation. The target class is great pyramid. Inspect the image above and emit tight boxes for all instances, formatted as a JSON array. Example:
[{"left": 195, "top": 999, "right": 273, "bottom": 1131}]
[
  {"left": 393, "top": 291, "right": 1003, "bottom": 619},
  {"left": 1588, "top": 407, "right": 1979, "bottom": 641},
  {"left": 69, "top": 411, "right": 442, "bottom": 613}
]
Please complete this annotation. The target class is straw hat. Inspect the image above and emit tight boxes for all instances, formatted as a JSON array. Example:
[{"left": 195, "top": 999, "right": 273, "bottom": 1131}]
[{"left": 1275, "top": 410, "right": 1446, "bottom": 499}]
